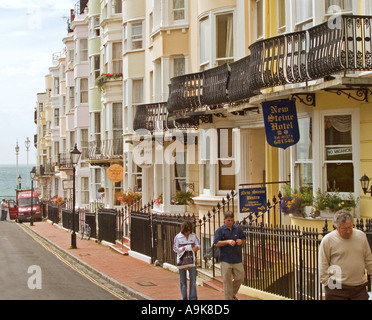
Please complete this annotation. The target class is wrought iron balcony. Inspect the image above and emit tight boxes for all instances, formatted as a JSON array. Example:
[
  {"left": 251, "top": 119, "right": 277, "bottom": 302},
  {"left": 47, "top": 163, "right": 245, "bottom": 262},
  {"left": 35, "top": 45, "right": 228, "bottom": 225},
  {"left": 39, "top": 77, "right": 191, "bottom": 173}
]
[
  {"left": 133, "top": 102, "right": 175, "bottom": 132},
  {"left": 58, "top": 153, "right": 73, "bottom": 169},
  {"left": 36, "top": 163, "right": 55, "bottom": 176},
  {"left": 167, "top": 15, "right": 372, "bottom": 121},
  {"left": 88, "top": 138, "right": 123, "bottom": 161}
]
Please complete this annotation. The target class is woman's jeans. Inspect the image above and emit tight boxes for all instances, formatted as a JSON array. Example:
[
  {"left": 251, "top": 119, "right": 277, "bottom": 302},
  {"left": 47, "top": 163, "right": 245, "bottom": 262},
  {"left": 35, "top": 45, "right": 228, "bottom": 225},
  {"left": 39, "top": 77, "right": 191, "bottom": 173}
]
[{"left": 179, "top": 267, "right": 197, "bottom": 300}]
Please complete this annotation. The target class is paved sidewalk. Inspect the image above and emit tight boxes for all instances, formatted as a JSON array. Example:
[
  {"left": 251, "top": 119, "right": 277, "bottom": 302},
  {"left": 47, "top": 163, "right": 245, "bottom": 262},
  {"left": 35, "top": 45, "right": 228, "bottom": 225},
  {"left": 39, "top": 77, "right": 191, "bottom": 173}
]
[{"left": 23, "top": 220, "right": 255, "bottom": 301}]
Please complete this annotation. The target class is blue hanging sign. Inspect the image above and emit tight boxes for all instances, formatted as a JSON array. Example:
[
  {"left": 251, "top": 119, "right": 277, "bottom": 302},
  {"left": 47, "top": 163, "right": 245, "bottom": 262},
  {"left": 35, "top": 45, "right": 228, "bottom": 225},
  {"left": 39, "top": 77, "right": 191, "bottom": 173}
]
[
  {"left": 262, "top": 100, "right": 300, "bottom": 150},
  {"left": 239, "top": 187, "right": 267, "bottom": 214}
]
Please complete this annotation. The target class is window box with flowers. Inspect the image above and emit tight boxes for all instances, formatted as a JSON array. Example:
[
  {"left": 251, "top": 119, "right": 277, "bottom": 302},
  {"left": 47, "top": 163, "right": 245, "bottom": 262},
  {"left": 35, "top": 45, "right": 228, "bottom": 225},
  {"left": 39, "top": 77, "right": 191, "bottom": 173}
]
[
  {"left": 313, "top": 189, "right": 357, "bottom": 218},
  {"left": 280, "top": 186, "right": 357, "bottom": 219},
  {"left": 95, "top": 73, "right": 123, "bottom": 90},
  {"left": 280, "top": 186, "right": 313, "bottom": 218},
  {"left": 153, "top": 191, "right": 194, "bottom": 214}
]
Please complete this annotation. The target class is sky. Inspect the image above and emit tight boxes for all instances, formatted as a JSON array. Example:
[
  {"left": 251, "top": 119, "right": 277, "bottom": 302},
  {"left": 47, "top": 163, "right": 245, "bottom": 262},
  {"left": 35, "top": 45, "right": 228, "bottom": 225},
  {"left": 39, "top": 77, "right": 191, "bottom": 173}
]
[{"left": 0, "top": 0, "right": 76, "bottom": 165}]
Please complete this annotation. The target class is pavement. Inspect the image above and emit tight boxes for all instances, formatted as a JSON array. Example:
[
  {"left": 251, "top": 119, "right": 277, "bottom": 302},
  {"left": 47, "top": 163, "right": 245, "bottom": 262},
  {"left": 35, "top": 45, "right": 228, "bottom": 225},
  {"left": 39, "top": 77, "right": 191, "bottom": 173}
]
[{"left": 21, "top": 219, "right": 256, "bottom": 301}]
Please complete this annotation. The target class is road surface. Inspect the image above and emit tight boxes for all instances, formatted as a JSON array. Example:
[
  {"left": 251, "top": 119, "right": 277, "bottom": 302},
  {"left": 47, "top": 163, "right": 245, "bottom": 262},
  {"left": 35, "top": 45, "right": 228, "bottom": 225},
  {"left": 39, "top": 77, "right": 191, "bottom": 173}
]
[{"left": 0, "top": 221, "right": 128, "bottom": 300}]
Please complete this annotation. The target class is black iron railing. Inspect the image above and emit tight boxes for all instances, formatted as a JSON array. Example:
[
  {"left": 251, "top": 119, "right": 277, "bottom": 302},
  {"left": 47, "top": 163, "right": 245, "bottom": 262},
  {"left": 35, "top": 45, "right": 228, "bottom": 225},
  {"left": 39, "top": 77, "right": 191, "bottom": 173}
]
[{"left": 166, "top": 15, "right": 372, "bottom": 120}]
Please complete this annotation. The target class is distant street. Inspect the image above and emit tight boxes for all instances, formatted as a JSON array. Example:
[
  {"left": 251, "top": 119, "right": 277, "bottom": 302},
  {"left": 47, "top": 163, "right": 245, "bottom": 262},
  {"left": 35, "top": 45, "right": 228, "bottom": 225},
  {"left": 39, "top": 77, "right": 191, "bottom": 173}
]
[{"left": 0, "top": 221, "right": 121, "bottom": 300}]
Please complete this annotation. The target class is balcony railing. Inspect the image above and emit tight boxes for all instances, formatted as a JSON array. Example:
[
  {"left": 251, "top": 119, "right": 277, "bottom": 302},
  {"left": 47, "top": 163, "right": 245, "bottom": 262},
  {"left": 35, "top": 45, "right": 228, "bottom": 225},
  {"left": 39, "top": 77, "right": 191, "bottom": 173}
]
[
  {"left": 167, "top": 15, "right": 372, "bottom": 119},
  {"left": 88, "top": 138, "right": 123, "bottom": 161},
  {"left": 133, "top": 102, "right": 175, "bottom": 132},
  {"left": 58, "top": 153, "right": 73, "bottom": 169},
  {"left": 36, "top": 164, "right": 55, "bottom": 176}
]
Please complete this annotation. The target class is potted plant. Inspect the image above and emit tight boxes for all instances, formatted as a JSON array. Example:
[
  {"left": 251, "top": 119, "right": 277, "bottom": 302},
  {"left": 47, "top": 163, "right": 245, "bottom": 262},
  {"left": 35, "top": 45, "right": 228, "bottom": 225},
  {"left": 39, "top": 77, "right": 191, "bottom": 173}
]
[
  {"left": 173, "top": 190, "right": 194, "bottom": 205},
  {"left": 54, "top": 196, "right": 65, "bottom": 206}
]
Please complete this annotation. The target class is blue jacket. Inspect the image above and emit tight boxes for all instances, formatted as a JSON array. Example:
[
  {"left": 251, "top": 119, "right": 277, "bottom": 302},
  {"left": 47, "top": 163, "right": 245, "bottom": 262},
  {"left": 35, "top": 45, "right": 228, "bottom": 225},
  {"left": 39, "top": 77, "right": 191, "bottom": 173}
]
[{"left": 214, "top": 224, "right": 246, "bottom": 264}]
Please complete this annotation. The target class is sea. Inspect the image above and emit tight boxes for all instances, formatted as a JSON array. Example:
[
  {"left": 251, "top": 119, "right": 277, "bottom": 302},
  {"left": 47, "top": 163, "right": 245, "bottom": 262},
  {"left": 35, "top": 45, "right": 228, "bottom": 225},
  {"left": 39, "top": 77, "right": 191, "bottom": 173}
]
[{"left": 0, "top": 165, "right": 35, "bottom": 200}]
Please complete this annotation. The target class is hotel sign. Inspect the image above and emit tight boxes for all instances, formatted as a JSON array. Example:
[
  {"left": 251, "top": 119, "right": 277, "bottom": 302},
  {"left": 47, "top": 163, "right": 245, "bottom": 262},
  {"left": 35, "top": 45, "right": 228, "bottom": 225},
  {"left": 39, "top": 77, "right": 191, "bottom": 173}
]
[
  {"left": 239, "top": 187, "right": 267, "bottom": 214},
  {"left": 262, "top": 100, "right": 300, "bottom": 150}
]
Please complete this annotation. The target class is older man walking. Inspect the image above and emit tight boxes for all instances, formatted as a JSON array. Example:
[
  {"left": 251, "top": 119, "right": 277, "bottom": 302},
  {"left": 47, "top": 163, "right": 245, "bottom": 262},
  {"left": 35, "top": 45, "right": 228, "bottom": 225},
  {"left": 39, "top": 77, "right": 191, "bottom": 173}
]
[{"left": 319, "top": 210, "right": 372, "bottom": 300}]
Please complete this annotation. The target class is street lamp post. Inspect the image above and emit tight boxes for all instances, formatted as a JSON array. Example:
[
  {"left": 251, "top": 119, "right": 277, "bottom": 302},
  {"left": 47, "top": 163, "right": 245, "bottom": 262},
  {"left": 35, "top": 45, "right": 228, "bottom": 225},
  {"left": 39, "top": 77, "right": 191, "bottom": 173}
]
[
  {"left": 70, "top": 144, "right": 81, "bottom": 249},
  {"left": 15, "top": 141, "right": 20, "bottom": 189},
  {"left": 30, "top": 167, "right": 36, "bottom": 226},
  {"left": 25, "top": 137, "right": 31, "bottom": 189}
]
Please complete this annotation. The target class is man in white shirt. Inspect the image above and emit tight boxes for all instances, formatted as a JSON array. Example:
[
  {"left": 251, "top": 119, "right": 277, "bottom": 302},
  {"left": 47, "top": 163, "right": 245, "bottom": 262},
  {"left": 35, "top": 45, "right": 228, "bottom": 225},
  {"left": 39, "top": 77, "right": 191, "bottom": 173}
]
[{"left": 319, "top": 210, "right": 372, "bottom": 300}]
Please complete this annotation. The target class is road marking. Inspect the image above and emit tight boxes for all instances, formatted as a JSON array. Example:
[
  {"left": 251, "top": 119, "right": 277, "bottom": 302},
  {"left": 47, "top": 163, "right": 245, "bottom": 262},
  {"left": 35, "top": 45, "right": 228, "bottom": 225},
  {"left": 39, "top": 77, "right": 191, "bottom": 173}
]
[{"left": 20, "top": 224, "right": 126, "bottom": 300}]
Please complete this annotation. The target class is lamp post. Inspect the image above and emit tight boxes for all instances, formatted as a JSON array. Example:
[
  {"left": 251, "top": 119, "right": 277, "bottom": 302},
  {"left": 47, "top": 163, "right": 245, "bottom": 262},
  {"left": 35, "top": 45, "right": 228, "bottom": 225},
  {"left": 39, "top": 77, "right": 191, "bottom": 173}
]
[
  {"left": 15, "top": 141, "right": 20, "bottom": 189},
  {"left": 70, "top": 144, "right": 81, "bottom": 249},
  {"left": 25, "top": 137, "right": 31, "bottom": 189},
  {"left": 30, "top": 167, "right": 36, "bottom": 226}
]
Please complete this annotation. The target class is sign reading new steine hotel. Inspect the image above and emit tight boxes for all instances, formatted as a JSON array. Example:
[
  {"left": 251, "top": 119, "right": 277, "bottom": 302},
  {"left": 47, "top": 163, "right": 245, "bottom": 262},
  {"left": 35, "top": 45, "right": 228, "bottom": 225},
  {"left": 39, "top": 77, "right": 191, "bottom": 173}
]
[
  {"left": 262, "top": 99, "right": 300, "bottom": 150},
  {"left": 239, "top": 187, "right": 267, "bottom": 214},
  {"left": 239, "top": 100, "right": 300, "bottom": 216}
]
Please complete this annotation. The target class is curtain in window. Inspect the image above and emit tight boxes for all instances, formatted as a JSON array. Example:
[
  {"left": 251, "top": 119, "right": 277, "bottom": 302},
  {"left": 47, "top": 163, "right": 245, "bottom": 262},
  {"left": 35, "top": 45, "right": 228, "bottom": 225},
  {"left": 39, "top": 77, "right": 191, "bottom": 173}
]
[
  {"left": 325, "top": 0, "right": 352, "bottom": 12},
  {"left": 295, "top": 0, "right": 313, "bottom": 24},
  {"left": 200, "top": 17, "right": 209, "bottom": 66},
  {"left": 225, "top": 14, "right": 233, "bottom": 58},
  {"left": 325, "top": 115, "right": 351, "bottom": 133}
]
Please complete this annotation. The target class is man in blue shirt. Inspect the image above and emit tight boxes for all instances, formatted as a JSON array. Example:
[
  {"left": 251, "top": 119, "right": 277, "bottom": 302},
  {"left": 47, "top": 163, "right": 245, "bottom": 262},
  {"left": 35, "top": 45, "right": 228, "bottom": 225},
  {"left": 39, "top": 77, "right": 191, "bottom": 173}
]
[{"left": 214, "top": 211, "right": 246, "bottom": 300}]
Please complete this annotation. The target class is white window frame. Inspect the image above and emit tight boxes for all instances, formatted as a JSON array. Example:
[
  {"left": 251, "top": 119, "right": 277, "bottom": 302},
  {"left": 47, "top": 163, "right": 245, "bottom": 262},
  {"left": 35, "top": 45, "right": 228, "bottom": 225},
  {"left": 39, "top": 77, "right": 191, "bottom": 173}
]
[
  {"left": 256, "top": 0, "right": 264, "bottom": 40},
  {"left": 91, "top": 15, "right": 100, "bottom": 37},
  {"left": 78, "top": 38, "right": 88, "bottom": 63},
  {"left": 124, "top": 20, "right": 144, "bottom": 52},
  {"left": 291, "top": 108, "right": 360, "bottom": 209},
  {"left": 170, "top": 0, "right": 188, "bottom": 25},
  {"left": 277, "top": 0, "right": 286, "bottom": 34},
  {"left": 112, "top": 42, "right": 123, "bottom": 73},
  {"left": 199, "top": 8, "right": 235, "bottom": 71},
  {"left": 79, "top": 78, "right": 88, "bottom": 104}
]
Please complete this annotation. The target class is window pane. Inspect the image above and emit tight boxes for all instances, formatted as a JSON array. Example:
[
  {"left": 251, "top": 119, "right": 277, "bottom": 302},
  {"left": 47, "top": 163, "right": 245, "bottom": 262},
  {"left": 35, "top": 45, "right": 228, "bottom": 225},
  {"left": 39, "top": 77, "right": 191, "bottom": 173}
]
[
  {"left": 173, "top": 0, "right": 185, "bottom": 20},
  {"left": 257, "top": 0, "right": 263, "bottom": 39},
  {"left": 219, "top": 161, "right": 235, "bottom": 190},
  {"left": 326, "top": 0, "right": 352, "bottom": 13},
  {"left": 295, "top": 0, "right": 313, "bottom": 24},
  {"left": 216, "top": 13, "right": 233, "bottom": 60},
  {"left": 296, "top": 118, "right": 312, "bottom": 160},
  {"left": 113, "top": 103, "right": 122, "bottom": 129},
  {"left": 200, "top": 17, "right": 209, "bottom": 66},
  {"left": 327, "top": 163, "right": 354, "bottom": 192},
  {"left": 132, "top": 80, "right": 143, "bottom": 105}
]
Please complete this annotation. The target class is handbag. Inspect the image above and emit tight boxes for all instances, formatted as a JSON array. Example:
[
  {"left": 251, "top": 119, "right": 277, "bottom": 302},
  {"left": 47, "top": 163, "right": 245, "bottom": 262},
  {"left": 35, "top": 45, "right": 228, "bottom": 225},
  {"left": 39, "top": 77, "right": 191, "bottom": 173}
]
[{"left": 177, "top": 250, "right": 195, "bottom": 268}]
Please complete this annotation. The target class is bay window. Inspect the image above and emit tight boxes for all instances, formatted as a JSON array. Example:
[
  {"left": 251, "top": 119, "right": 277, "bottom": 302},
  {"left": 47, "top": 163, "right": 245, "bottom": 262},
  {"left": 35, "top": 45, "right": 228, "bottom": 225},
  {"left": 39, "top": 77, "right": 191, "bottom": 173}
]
[
  {"left": 200, "top": 128, "right": 236, "bottom": 195},
  {"left": 216, "top": 13, "right": 234, "bottom": 66},
  {"left": 199, "top": 10, "right": 234, "bottom": 71}
]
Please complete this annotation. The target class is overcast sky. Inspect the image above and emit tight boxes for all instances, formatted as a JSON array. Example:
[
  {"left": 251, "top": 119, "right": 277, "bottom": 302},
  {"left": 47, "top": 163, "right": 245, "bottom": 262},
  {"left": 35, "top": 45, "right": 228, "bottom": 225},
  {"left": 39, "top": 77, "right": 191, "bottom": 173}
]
[{"left": 0, "top": 0, "right": 76, "bottom": 165}]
